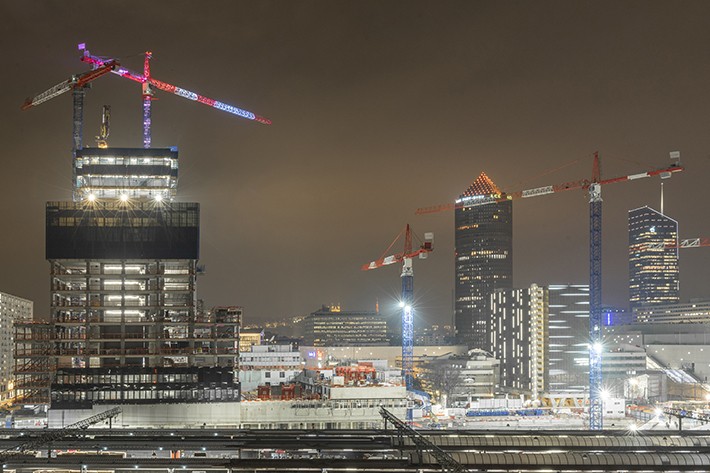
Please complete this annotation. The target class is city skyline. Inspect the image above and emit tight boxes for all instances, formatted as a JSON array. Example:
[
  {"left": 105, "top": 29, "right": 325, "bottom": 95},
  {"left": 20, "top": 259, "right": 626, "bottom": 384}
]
[{"left": 2, "top": 2, "right": 710, "bottom": 325}]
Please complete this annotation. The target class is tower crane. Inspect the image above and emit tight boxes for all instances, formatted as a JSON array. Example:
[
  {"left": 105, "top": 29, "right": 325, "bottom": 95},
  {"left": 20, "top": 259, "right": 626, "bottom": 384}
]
[
  {"left": 78, "top": 43, "right": 271, "bottom": 148},
  {"left": 20, "top": 59, "right": 118, "bottom": 155},
  {"left": 417, "top": 152, "right": 684, "bottom": 430},
  {"left": 21, "top": 44, "right": 270, "bottom": 153},
  {"left": 362, "top": 225, "right": 433, "bottom": 390},
  {"left": 646, "top": 237, "right": 710, "bottom": 250},
  {"left": 20, "top": 61, "right": 117, "bottom": 111}
]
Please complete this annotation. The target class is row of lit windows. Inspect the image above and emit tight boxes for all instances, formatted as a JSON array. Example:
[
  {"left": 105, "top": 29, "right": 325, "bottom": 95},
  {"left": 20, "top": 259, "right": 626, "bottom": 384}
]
[
  {"left": 78, "top": 157, "right": 176, "bottom": 167},
  {"left": 54, "top": 372, "right": 200, "bottom": 384},
  {"left": 52, "top": 387, "right": 237, "bottom": 402}
]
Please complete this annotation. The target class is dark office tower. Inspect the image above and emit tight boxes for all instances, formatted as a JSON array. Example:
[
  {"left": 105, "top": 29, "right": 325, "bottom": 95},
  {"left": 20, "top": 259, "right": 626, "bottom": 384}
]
[
  {"left": 42, "top": 147, "right": 240, "bottom": 409},
  {"left": 455, "top": 172, "right": 513, "bottom": 349},
  {"left": 628, "top": 206, "right": 679, "bottom": 311}
]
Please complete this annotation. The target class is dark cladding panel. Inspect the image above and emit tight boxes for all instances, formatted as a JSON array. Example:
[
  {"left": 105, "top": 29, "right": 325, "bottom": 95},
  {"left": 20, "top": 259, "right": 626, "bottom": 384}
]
[
  {"left": 46, "top": 201, "right": 199, "bottom": 260},
  {"left": 51, "top": 366, "right": 239, "bottom": 408}
]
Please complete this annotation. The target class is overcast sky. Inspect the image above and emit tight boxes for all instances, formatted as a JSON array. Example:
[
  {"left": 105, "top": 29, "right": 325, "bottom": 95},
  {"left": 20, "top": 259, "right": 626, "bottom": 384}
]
[{"left": 2, "top": 1, "right": 710, "bottom": 326}]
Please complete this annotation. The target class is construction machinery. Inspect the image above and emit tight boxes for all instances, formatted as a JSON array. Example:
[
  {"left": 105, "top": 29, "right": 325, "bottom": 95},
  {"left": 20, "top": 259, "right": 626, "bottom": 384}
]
[
  {"left": 21, "top": 44, "right": 270, "bottom": 152},
  {"left": 20, "top": 59, "right": 118, "bottom": 156},
  {"left": 646, "top": 237, "right": 710, "bottom": 250},
  {"left": 362, "top": 225, "right": 433, "bottom": 390},
  {"left": 21, "top": 61, "right": 117, "bottom": 111},
  {"left": 79, "top": 43, "right": 271, "bottom": 148},
  {"left": 95, "top": 105, "right": 111, "bottom": 148},
  {"left": 417, "top": 152, "right": 684, "bottom": 429}
]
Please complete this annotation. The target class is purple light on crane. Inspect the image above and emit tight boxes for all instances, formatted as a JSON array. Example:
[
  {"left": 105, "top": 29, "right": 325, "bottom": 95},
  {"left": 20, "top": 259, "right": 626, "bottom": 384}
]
[{"left": 78, "top": 43, "right": 272, "bottom": 146}]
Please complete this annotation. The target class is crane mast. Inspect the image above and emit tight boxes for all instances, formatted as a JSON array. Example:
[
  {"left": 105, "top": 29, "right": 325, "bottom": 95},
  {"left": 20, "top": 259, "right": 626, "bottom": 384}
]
[
  {"left": 401, "top": 228, "right": 415, "bottom": 390},
  {"left": 588, "top": 154, "right": 603, "bottom": 429},
  {"left": 362, "top": 225, "right": 433, "bottom": 391},
  {"left": 142, "top": 51, "right": 153, "bottom": 148}
]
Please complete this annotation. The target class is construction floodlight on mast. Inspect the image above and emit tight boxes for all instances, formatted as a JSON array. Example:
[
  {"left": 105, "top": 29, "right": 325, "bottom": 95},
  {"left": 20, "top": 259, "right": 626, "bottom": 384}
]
[{"left": 362, "top": 225, "right": 433, "bottom": 391}]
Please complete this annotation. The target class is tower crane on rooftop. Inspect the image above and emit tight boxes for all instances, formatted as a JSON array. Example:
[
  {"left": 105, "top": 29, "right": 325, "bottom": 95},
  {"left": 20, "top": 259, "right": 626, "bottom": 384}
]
[
  {"left": 417, "top": 152, "right": 684, "bottom": 430},
  {"left": 21, "top": 44, "right": 270, "bottom": 153},
  {"left": 362, "top": 225, "right": 433, "bottom": 392},
  {"left": 79, "top": 43, "right": 271, "bottom": 148},
  {"left": 20, "top": 59, "right": 118, "bottom": 156}
]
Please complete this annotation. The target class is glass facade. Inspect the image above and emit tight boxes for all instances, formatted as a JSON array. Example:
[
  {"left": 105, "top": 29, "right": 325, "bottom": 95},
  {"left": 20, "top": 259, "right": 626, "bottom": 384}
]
[
  {"left": 51, "top": 366, "right": 238, "bottom": 408},
  {"left": 628, "top": 206, "right": 679, "bottom": 310},
  {"left": 455, "top": 172, "right": 513, "bottom": 349},
  {"left": 73, "top": 147, "right": 178, "bottom": 202},
  {"left": 46, "top": 201, "right": 199, "bottom": 260},
  {"left": 302, "top": 306, "right": 388, "bottom": 346}
]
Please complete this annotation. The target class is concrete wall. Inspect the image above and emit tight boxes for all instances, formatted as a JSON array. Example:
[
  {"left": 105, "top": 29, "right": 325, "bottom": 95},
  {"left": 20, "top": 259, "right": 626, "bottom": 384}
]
[
  {"left": 48, "top": 402, "right": 241, "bottom": 429},
  {"left": 48, "top": 398, "right": 407, "bottom": 430}
]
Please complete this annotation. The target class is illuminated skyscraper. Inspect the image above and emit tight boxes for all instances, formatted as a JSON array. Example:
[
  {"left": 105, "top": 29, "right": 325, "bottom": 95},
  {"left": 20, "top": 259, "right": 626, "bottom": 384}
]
[
  {"left": 454, "top": 172, "right": 513, "bottom": 349},
  {"left": 628, "top": 206, "right": 679, "bottom": 310}
]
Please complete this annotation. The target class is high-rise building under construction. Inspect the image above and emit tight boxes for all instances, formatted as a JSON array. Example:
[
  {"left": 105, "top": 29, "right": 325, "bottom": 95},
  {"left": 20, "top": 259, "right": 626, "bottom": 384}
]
[
  {"left": 16, "top": 146, "right": 240, "bottom": 408},
  {"left": 454, "top": 172, "right": 513, "bottom": 349}
]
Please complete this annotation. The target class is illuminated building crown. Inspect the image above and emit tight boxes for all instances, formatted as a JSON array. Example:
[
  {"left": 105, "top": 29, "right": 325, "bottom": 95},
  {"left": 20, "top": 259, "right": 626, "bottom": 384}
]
[{"left": 460, "top": 172, "right": 501, "bottom": 198}]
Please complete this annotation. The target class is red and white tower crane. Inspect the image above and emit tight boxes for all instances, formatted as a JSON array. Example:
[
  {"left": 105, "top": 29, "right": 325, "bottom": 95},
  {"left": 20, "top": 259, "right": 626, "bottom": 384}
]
[
  {"left": 78, "top": 44, "right": 271, "bottom": 148},
  {"left": 362, "top": 225, "right": 433, "bottom": 391},
  {"left": 21, "top": 59, "right": 118, "bottom": 155},
  {"left": 21, "top": 44, "right": 270, "bottom": 153},
  {"left": 417, "top": 152, "right": 684, "bottom": 430},
  {"left": 647, "top": 237, "right": 710, "bottom": 251}
]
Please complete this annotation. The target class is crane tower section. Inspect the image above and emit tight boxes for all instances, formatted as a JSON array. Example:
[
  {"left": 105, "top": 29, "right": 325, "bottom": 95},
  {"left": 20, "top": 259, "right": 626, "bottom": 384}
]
[{"left": 362, "top": 225, "right": 433, "bottom": 390}]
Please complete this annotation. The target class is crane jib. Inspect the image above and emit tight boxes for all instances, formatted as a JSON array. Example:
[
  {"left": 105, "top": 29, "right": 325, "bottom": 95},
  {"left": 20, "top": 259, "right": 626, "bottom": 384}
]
[{"left": 521, "top": 186, "right": 554, "bottom": 198}]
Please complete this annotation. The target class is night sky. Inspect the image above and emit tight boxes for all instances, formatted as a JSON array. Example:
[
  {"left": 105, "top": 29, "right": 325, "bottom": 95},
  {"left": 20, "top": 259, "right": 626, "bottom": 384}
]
[{"left": 2, "top": 1, "right": 710, "bottom": 326}]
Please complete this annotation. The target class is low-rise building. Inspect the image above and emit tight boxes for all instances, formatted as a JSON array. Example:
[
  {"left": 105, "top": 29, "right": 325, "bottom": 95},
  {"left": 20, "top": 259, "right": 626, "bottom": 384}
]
[
  {"left": 302, "top": 305, "right": 388, "bottom": 346},
  {"left": 239, "top": 331, "right": 263, "bottom": 352},
  {"left": 419, "top": 349, "right": 500, "bottom": 407},
  {"left": 0, "top": 291, "right": 33, "bottom": 401},
  {"left": 49, "top": 363, "right": 407, "bottom": 429},
  {"left": 239, "top": 344, "right": 303, "bottom": 392}
]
